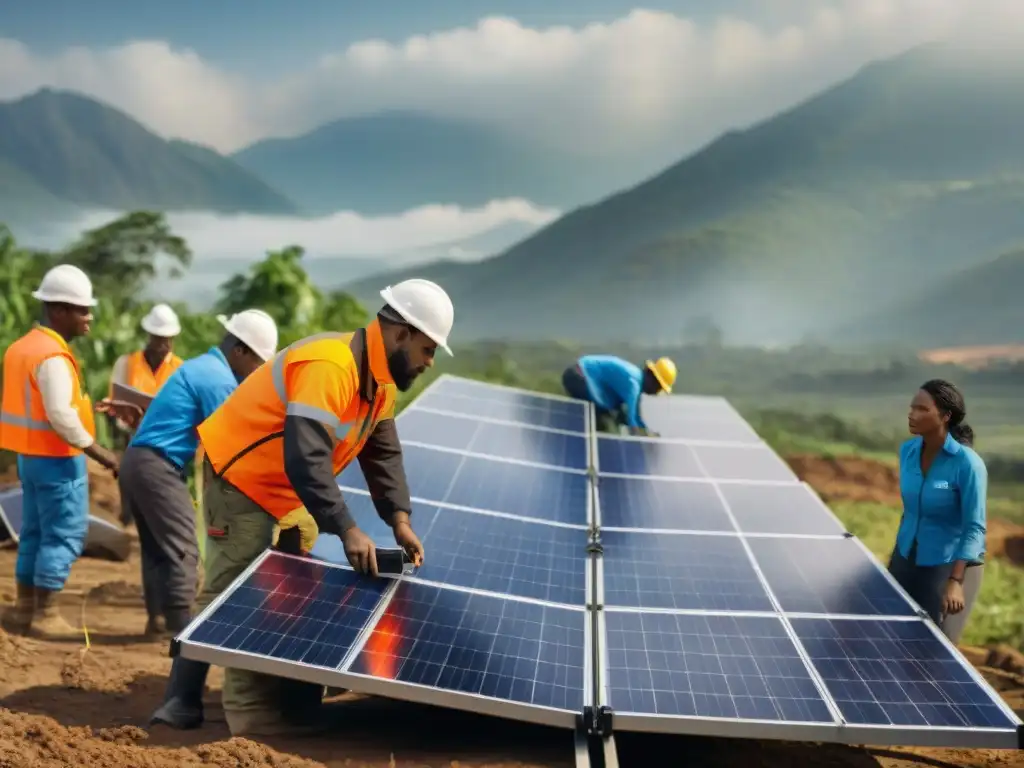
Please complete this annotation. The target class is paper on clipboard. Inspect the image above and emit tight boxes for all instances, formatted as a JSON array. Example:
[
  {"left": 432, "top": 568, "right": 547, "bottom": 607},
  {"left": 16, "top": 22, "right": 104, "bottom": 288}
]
[{"left": 112, "top": 382, "right": 155, "bottom": 412}]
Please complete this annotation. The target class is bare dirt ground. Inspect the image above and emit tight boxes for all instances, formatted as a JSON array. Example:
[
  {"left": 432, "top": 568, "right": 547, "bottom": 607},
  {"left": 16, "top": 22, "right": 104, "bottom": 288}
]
[
  {"left": 0, "top": 459, "right": 1022, "bottom": 767},
  {"left": 918, "top": 344, "right": 1024, "bottom": 369}
]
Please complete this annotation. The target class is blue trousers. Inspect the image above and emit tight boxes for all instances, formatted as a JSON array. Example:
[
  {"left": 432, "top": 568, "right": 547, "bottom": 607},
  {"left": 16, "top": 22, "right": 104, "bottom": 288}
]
[{"left": 15, "top": 454, "right": 90, "bottom": 591}]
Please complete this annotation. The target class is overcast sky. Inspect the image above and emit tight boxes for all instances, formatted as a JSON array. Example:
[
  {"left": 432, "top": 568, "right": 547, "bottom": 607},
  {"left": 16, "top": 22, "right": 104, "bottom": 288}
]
[{"left": 4, "top": 0, "right": 1021, "bottom": 264}]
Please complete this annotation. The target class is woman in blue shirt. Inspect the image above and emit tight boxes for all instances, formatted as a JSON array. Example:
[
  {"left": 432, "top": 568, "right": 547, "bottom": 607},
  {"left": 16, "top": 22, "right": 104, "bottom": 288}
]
[{"left": 888, "top": 379, "right": 986, "bottom": 643}]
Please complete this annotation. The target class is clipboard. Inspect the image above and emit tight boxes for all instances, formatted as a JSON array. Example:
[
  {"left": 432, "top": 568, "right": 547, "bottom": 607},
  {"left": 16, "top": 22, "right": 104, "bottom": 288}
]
[{"left": 112, "top": 382, "right": 155, "bottom": 412}]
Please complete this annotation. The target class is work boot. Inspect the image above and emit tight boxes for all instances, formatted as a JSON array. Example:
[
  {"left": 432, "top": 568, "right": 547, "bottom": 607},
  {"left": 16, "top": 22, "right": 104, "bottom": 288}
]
[
  {"left": 29, "top": 588, "right": 82, "bottom": 641},
  {"left": 1, "top": 583, "right": 35, "bottom": 636},
  {"left": 149, "top": 657, "right": 210, "bottom": 730},
  {"left": 144, "top": 615, "right": 168, "bottom": 639}
]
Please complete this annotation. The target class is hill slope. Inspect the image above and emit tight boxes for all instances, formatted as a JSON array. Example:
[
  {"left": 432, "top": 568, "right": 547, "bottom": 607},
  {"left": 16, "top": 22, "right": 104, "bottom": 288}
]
[
  {"left": 0, "top": 89, "right": 296, "bottom": 221},
  {"left": 232, "top": 111, "right": 650, "bottom": 214},
  {"left": 342, "top": 42, "right": 1024, "bottom": 346},
  {"left": 852, "top": 247, "right": 1024, "bottom": 346}
]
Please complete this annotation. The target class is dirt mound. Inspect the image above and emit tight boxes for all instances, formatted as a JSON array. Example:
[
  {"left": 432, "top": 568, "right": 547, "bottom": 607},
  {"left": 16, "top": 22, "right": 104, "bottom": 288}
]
[
  {"left": 60, "top": 649, "right": 138, "bottom": 694},
  {"left": 0, "top": 709, "right": 324, "bottom": 768},
  {"left": 86, "top": 580, "right": 144, "bottom": 608},
  {"left": 785, "top": 454, "right": 900, "bottom": 505},
  {"left": 0, "top": 629, "right": 35, "bottom": 683}
]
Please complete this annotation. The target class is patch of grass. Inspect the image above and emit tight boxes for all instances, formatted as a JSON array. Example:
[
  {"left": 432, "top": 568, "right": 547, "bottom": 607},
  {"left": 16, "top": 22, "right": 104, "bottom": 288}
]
[{"left": 831, "top": 500, "right": 1024, "bottom": 649}]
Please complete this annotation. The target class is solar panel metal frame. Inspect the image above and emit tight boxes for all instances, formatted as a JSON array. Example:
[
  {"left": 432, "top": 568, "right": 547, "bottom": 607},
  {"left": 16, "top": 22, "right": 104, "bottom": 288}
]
[
  {"left": 175, "top": 374, "right": 1023, "bottom": 754},
  {"left": 176, "top": 373, "right": 595, "bottom": 731}
]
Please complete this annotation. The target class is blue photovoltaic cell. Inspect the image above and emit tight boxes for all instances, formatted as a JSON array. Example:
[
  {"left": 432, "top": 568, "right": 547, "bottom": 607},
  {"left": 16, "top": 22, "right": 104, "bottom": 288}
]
[
  {"left": 415, "top": 390, "right": 586, "bottom": 433},
  {"left": 338, "top": 444, "right": 588, "bottom": 526},
  {"left": 416, "top": 507, "right": 587, "bottom": 605},
  {"left": 601, "top": 530, "right": 771, "bottom": 611},
  {"left": 691, "top": 444, "right": 798, "bottom": 483},
  {"left": 187, "top": 552, "right": 390, "bottom": 669},
  {"left": 719, "top": 483, "right": 845, "bottom": 536},
  {"left": 597, "top": 438, "right": 703, "bottom": 479},
  {"left": 398, "top": 408, "right": 588, "bottom": 469},
  {"left": 0, "top": 486, "right": 24, "bottom": 541},
  {"left": 793, "top": 618, "right": 1017, "bottom": 729},
  {"left": 748, "top": 538, "right": 916, "bottom": 617},
  {"left": 349, "top": 580, "right": 586, "bottom": 713},
  {"left": 432, "top": 377, "right": 574, "bottom": 411},
  {"left": 598, "top": 476, "right": 732, "bottom": 531},
  {"left": 311, "top": 493, "right": 442, "bottom": 565},
  {"left": 604, "top": 611, "right": 833, "bottom": 723}
]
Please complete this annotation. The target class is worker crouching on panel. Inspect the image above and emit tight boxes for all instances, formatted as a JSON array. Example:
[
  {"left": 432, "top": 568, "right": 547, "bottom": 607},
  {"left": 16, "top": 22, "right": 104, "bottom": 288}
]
[
  {"left": 113, "top": 310, "right": 279, "bottom": 638},
  {"left": 150, "top": 278, "right": 455, "bottom": 738},
  {"left": 561, "top": 354, "right": 676, "bottom": 435},
  {"left": 0, "top": 265, "right": 120, "bottom": 639}
]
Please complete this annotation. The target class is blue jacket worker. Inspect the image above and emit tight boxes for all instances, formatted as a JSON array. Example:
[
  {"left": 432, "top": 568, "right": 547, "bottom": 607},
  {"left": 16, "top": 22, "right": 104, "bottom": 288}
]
[
  {"left": 888, "top": 378, "right": 987, "bottom": 644},
  {"left": 0, "top": 265, "right": 120, "bottom": 640},
  {"left": 111, "top": 310, "right": 278, "bottom": 639},
  {"left": 561, "top": 354, "right": 677, "bottom": 434}
]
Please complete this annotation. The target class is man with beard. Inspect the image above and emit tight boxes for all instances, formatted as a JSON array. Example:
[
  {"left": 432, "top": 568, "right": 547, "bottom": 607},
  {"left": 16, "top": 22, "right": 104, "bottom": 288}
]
[{"left": 149, "top": 278, "right": 455, "bottom": 738}]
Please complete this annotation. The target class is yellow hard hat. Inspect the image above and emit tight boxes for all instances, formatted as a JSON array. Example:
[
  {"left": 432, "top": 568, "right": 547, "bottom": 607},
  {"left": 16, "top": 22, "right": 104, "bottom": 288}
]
[{"left": 646, "top": 357, "right": 677, "bottom": 394}]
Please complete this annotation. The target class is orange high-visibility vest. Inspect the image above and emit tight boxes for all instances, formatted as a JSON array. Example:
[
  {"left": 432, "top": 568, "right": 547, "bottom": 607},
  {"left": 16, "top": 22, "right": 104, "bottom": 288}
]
[
  {"left": 108, "top": 349, "right": 183, "bottom": 398},
  {"left": 197, "top": 321, "right": 397, "bottom": 519},
  {"left": 0, "top": 326, "right": 97, "bottom": 458}
]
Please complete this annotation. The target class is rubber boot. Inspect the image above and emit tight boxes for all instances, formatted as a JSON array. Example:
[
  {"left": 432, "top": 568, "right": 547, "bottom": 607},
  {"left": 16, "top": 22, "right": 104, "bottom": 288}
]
[
  {"left": 29, "top": 588, "right": 82, "bottom": 640},
  {"left": 149, "top": 656, "right": 209, "bottom": 730},
  {"left": 2, "top": 583, "right": 35, "bottom": 636}
]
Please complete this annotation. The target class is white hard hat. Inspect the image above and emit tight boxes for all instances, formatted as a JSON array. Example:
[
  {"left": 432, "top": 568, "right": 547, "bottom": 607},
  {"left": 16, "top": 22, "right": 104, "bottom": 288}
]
[
  {"left": 141, "top": 303, "right": 181, "bottom": 338},
  {"left": 217, "top": 309, "right": 278, "bottom": 362},
  {"left": 380, "top": 279, "right": 455, "bottom": 356},
  {"left": 31, "top": 264, "right": 96, "bottom": 307}
]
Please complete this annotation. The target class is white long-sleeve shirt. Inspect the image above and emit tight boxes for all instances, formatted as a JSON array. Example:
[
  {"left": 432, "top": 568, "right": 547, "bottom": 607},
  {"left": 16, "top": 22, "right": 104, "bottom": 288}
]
[
  {"left": 109, "top": 354, "right": 129, "bottom": 389},
  {"left": 36, "top": 357, "right": 94, "bottom": 450}
]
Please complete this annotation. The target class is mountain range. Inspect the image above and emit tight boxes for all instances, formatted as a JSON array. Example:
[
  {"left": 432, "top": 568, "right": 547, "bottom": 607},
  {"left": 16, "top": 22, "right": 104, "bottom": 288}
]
[
  {"left": 0, "top": 89, "right": 296, "bottom": 222},
  {"left": 231, "top": 112, "right": 662, "bottom": 215},
  {"left": 337, "top": 42, "right": 1024, "bottom": 347},
  {"left": 3, "top": 40, "right": 1023, "bottom": 348}
]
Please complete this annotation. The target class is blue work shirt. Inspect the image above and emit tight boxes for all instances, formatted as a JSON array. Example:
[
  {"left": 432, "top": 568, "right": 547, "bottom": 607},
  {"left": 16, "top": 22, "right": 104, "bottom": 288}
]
[
  {"left": 129, "top": 346, "right": 240, "bottom": 471},
  {"left": 895, "top": 432, "right": 987, "bottom": 567},
  {"left": 578, "top": 355, "right": 646, "bottom": 429}
]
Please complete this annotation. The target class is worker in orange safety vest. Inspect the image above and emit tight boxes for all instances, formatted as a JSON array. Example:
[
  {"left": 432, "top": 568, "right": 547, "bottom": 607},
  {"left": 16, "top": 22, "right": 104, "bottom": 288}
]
[
  {"left": 0, "top": 264, "right": 120, "bottom": 639},
  {"left": 149, "top": 278, "right": 456, "bottom": 738}
]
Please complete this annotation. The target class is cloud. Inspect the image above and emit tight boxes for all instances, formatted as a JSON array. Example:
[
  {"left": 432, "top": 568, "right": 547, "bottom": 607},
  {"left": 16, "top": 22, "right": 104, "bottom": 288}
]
[
  {"left": 0, "top": 0, "right": 1022, "bottom": 155},
  {"left": 64, "top": 198, "right": 560, "bottom": 261}
]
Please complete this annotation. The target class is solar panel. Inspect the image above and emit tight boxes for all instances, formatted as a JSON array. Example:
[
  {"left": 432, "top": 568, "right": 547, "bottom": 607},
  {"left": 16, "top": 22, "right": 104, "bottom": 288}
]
[
  {"left": 792, "top": 618, "right": 1020, "bottom": 740},
  {"left": 0, "top": 485, "right": 24, "bottom": 543},
  {"left": 178, "top": 550, "right": 588, "bottom": 729},
  {"left": 719, "top": 482, "right": 846, "bottom": 536},
  {"left": 338, "top": 443, "right": 590, "bottom": 527},
  {"left": 347, "top": 580, "right": 587, "bottom": 716},
  {"left": 747, "top": 537, "right": 917, "bottom": 617},
  {"left": 415, "top": 389, "right": 587, "bottom": 433},
  {"left": 397, "top": 407, "right": 588, "bottom": 470},
  {"left": 601, "top": 530, "right": 772, "bottom": 612},
  {"left": 603, "top": 611, "right": 835, "bottom": 728},
  {"left": 598, "top": 475, "right": 732, "bottom": 531},
  {"left": 177, "top": 374, "right": 1021, "bottom": 754},
  {"left": 0, "top": 484, "right": 132, "bottom": 560}
]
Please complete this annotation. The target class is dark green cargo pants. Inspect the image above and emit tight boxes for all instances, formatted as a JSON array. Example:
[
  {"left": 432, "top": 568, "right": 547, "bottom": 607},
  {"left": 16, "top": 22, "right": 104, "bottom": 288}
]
[{"left": 199, "top": 460, "right": 322, "bottom": 718}]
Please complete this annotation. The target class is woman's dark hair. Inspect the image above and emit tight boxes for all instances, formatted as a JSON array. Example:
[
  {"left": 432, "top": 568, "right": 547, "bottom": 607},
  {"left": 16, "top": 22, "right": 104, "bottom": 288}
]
[{"left": 920, "top": 378, "right": 975, "bottom": 446}]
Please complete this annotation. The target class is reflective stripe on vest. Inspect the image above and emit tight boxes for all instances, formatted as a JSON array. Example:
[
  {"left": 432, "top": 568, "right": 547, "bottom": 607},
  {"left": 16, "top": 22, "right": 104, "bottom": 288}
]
[{"left": 0, "top": 327, "right": 95, "bottom": 457}]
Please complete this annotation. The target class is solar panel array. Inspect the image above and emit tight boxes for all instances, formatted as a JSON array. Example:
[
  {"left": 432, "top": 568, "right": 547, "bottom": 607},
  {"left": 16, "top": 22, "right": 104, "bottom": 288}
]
[{"left": 176, "top": 374, "right": 1022, "bottom": 750}]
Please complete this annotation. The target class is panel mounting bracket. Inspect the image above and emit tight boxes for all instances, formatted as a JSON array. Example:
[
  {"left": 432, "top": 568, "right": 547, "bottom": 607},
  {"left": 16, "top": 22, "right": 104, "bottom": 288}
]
[
  {"left": 169, "top": 638, "right": 181, "bottom": 658},
  {"left": 587, "top": 540, "right": 604, "bottom": 555},
  {"left": 581, "top": 705, "right": 614, "bottom": 737},
  {"left": 842, "top": 531, "right": 854, "bottom": 538}
]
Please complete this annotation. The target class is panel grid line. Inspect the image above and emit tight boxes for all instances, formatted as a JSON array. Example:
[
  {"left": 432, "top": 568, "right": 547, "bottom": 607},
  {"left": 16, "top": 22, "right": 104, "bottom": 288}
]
[
  {"left": 689, "top": 448, "right": 847, "bottom": 727},
  {"left": 407, "top": 404, "right": 586, "bottom": 437},
  {"left": 398, "top": 440, "right": 591, "bottom": 475}
]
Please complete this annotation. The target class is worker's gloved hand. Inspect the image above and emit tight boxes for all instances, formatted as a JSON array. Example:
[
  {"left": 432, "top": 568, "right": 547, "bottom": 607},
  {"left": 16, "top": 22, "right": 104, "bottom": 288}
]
[{"left": 274, "top": 506, "right": 319, "bottom": 556}]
